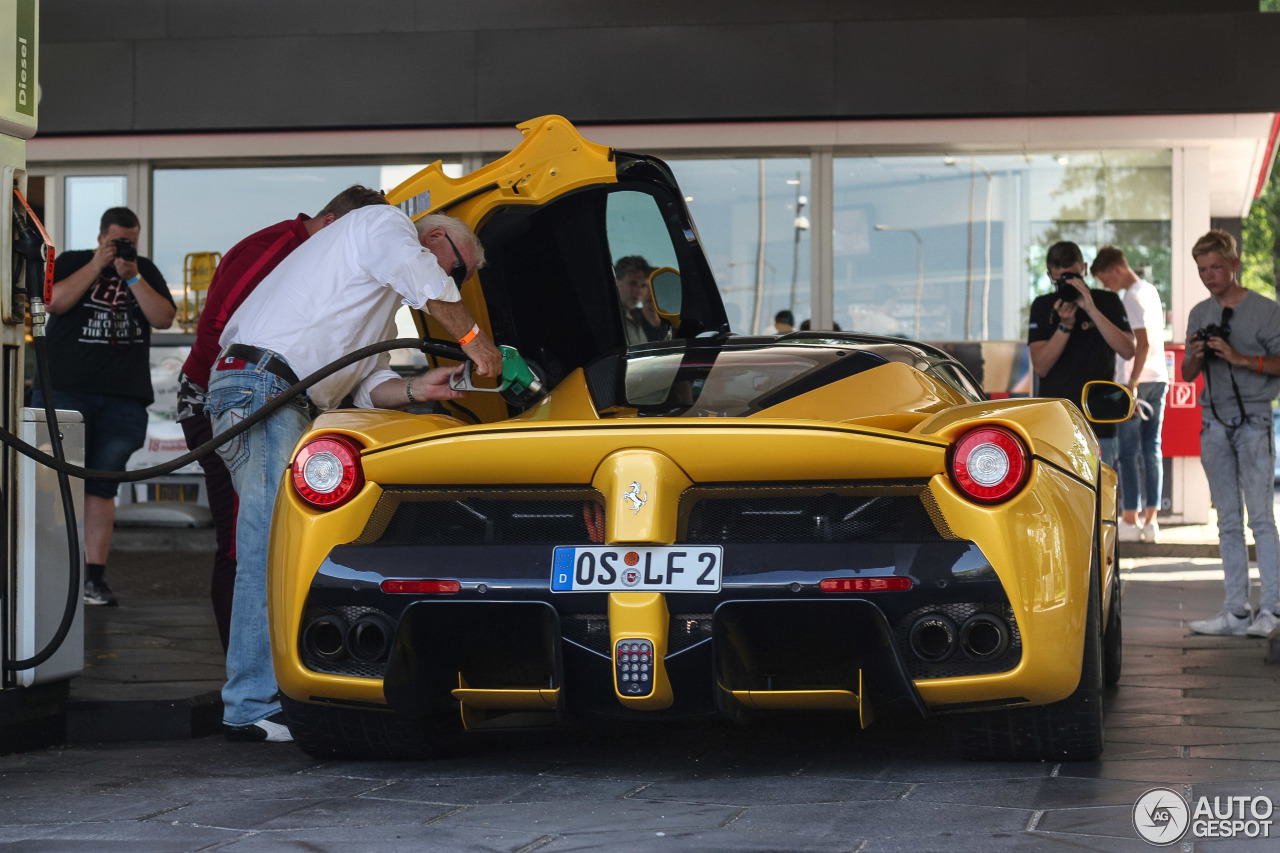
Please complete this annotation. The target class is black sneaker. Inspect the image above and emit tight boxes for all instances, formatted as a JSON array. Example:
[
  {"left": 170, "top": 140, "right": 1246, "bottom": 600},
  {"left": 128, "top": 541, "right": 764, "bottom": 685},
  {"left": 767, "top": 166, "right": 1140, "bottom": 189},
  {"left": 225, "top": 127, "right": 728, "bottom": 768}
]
[
  {"left": 83, "top": 579, "right": 118, "bottom": 606},
  {"left": 223, "top": 711, "right": 293, "bottom": 743}
]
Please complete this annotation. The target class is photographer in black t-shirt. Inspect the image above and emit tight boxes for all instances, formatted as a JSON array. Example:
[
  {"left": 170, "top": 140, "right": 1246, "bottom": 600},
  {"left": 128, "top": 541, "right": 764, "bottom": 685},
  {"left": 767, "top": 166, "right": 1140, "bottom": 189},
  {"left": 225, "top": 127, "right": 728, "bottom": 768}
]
[
  {"left": 1026, "top": 241, "right": 1134, "bottom": 467},
  {"left": 36, "top": 207, "right": 177, "bottom": 606}
]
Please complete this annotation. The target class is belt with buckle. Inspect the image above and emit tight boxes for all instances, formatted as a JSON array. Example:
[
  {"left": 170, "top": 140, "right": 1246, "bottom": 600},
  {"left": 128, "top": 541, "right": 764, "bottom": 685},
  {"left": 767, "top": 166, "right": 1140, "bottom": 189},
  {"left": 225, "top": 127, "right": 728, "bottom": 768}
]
[{"left": 217, "top": 344, "right": 300, "bottom": 385}]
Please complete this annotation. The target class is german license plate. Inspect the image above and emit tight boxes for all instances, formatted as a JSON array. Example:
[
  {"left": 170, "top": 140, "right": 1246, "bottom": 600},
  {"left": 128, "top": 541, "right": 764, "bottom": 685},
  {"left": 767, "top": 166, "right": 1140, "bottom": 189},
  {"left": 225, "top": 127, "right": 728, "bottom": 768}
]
[{"left": 551, "top": 546, "right": 722, "bottom": 592}]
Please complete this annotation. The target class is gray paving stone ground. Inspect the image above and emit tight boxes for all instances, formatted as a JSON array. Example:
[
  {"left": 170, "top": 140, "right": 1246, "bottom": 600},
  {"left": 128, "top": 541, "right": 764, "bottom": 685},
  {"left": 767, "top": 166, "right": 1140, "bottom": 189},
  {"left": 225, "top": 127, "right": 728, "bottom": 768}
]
[{"left": 6, "top": 550, "right": 1280, "bottom": 850}]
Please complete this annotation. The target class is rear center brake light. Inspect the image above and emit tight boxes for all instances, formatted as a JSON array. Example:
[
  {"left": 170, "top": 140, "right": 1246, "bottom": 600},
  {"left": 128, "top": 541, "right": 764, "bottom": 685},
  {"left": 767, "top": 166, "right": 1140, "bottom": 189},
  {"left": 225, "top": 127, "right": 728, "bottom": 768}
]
[
  {"left": 381, "top": 579, "right": 461, "bottom": 594},
  {"left": 820, "top": 577, "right": 913, "bottom": 592}
]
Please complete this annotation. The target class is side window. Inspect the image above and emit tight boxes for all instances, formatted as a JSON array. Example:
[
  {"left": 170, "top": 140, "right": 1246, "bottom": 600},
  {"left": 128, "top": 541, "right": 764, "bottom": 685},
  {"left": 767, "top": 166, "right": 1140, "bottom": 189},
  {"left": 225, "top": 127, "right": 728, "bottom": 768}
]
[{"left": 607, "top": 191, "right": 679, "bottom": 346}]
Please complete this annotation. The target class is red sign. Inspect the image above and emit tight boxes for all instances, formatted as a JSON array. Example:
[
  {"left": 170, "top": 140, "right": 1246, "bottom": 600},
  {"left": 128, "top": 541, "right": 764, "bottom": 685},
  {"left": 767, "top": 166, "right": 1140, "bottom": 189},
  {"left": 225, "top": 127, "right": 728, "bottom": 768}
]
[{"left": 1162, "top": 344, "right": 1203, "bottom": 457}]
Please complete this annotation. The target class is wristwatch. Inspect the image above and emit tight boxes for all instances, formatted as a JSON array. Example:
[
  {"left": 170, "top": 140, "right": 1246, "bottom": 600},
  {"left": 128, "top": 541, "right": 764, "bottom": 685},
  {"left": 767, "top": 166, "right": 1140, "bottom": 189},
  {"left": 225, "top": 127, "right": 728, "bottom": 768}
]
[{"left": 1057, "top": 322, "right": 1073, "bottom": 334}]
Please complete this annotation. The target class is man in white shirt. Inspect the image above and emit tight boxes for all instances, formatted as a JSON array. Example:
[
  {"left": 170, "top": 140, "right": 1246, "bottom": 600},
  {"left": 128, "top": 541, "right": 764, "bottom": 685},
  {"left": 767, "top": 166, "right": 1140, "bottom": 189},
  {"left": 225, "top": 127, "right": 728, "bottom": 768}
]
[
  {"left": 1092, "top": 246, "right": 1168, "bottom": 543},
  {"left": 207, "top": 202, "right": 501, "bottom": 742}
]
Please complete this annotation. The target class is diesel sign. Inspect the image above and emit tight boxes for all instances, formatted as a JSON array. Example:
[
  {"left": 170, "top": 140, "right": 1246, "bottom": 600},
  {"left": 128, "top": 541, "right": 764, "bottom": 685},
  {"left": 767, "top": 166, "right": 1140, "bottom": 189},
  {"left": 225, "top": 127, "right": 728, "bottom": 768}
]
[{"left": 15, "top": 0, "right": 35, "bottom": 118}]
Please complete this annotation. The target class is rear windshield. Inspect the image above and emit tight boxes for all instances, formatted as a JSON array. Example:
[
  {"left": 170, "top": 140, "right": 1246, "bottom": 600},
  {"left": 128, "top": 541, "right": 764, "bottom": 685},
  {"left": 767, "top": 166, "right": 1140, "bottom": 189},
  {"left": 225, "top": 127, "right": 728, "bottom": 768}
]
[{"left": 619, "top": 344, "right": 891, "bottom": 417}]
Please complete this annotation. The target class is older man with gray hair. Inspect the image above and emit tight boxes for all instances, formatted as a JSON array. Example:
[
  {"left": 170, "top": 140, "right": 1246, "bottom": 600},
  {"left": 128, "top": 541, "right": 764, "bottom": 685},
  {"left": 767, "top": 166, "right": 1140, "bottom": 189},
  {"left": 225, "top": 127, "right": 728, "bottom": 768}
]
[{"left": 209, "top": 202, "right": 501, "bottom": 742}]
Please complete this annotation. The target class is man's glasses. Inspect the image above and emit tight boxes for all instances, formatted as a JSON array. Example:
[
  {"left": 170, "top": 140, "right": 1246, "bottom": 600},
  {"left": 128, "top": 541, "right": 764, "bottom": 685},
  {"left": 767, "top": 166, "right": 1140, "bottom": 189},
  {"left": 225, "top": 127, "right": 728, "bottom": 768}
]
[{"left": 441, "top": 232, "right": 468, "bottom": 288}]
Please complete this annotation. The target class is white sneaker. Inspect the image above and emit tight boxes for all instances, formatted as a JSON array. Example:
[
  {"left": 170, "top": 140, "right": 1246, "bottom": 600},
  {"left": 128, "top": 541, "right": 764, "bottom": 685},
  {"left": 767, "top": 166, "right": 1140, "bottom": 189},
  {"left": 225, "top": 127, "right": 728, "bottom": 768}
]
[
  {"left": 1118, "top": 521, "right": 1143, "bottom": 542},
  {"left": 1189, "top": 611, "right": 1252, "bottom": 636},
  {"left": 223, "top": 711, "right": 293, "bottom": 743},
  {"left": 1142, "top": 520, "right": 1160, "bottom": 544},
  {"left": 1247, "top": 610, "right": 1280, "bottom": 638}
]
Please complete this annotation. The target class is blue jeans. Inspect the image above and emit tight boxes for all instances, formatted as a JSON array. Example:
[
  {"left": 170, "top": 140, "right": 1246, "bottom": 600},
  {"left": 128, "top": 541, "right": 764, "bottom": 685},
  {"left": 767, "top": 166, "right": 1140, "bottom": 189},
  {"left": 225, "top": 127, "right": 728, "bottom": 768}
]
[
  {"left": 205, "top": 353, "right": 313, "bottom": 727},
  {"left": 1200, "top": 413, "right": 1280, "bottom": 617},
  {"left": 1098, "top": 435, "right": 1118, "bottom": 473},
  {"left": 1117, "top": 382, "right": 1167, "bottom": 512}
]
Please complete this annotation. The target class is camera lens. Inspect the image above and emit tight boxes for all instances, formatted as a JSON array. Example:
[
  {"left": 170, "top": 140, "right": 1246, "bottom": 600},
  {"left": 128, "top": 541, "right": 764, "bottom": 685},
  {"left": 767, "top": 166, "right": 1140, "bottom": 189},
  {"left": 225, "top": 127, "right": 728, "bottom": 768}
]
[
  {"left": 1054, "top": 275, "right": 1079, "bottom": 302},
  {"left": 113, "top": 238, "right": 137, "bottom": 262}
]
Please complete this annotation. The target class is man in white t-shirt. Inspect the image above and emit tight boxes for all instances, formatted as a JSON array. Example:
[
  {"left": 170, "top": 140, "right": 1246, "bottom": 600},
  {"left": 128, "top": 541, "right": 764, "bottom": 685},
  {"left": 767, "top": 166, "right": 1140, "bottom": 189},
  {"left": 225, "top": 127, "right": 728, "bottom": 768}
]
[{"left": 1093, "top": 246, "right": 1168, "bottom": 543}]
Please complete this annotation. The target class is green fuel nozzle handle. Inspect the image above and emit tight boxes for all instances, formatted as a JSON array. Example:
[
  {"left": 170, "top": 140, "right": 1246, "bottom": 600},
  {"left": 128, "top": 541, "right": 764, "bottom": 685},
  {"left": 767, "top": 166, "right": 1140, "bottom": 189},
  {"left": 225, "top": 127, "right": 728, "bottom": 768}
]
[{"left": 499, "top": 345, "right": 545, "bottom": 406}]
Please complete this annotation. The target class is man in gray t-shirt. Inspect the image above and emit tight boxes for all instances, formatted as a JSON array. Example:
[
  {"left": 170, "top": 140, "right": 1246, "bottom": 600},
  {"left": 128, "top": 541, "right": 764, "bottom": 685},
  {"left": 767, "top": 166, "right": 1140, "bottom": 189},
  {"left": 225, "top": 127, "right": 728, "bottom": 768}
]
[{"left": 1183, "top": 229, "right": 1280, "bottom": 637}]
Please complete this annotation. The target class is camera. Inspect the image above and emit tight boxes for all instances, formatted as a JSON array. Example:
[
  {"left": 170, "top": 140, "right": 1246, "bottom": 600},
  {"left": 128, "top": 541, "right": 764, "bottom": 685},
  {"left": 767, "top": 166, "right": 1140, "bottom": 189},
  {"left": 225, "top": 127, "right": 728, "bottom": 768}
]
[
  {"left": 1193, "top": 322, "right": 1230, "bottom": 358},
  {"left": 112, "top": 238, "right": 137, "bottom": 262},
  {"left": 1053, "top": 272, "right": 1083, "bottom": 302}
]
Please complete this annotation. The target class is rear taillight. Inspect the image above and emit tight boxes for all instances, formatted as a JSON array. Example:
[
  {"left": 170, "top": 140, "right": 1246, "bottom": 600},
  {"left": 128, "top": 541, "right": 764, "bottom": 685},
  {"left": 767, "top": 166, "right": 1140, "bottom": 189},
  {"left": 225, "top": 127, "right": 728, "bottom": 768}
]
[
  {"left": 292, "top": 434, "right": 364, "bottom": 509},
  {"left": 948, "top": 426, "right": 1028, "bottom": 504}
]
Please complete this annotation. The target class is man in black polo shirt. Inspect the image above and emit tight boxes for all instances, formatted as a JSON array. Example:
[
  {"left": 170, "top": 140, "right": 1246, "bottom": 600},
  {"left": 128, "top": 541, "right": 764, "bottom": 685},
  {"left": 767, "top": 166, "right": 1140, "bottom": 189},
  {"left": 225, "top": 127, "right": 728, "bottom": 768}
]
[{"left": 1027, "top": 241, "right": 1135, "bottom": 468}]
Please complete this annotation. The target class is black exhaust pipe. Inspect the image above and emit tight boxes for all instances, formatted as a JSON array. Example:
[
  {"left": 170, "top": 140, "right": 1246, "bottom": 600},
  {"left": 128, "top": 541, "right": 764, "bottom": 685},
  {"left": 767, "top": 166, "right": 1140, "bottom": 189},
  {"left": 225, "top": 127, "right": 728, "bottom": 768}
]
[
  {"left": 303, "top": 614, "right": 349, "bottom": 662},
  {"left": 347, "top": 613, "right": 394, "bottom": 663},
  {"left": 960, "top": 613, "right": 1010, "bottom": 661},
  {"left": 908, "top": 614, "right": 958, "bottom": 662}
]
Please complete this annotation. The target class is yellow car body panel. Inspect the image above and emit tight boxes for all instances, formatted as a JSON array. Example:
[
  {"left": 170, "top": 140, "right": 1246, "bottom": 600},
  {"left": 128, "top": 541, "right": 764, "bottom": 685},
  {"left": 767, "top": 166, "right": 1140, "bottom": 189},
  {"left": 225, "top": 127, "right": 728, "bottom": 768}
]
[{"left": 270, "top": 480, "right": 389, "bottom": 706}]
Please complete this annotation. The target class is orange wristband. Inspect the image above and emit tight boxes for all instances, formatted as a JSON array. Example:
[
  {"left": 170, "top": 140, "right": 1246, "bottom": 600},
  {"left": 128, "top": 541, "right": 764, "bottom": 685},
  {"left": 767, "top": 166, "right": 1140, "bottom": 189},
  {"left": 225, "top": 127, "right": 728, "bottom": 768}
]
[
  {"left": 458, "top": 324, "right": 479, "bottom": 346},
  {"left": 1257, "top": 355, "right": 1266, "bottom": 375}
]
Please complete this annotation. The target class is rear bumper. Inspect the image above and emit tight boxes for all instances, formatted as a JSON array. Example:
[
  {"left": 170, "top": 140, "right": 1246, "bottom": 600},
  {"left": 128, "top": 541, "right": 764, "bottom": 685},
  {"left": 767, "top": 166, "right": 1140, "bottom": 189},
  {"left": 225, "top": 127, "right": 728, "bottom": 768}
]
[{"left": 278, "top": 540, "right": 1034, "bottom": 722}]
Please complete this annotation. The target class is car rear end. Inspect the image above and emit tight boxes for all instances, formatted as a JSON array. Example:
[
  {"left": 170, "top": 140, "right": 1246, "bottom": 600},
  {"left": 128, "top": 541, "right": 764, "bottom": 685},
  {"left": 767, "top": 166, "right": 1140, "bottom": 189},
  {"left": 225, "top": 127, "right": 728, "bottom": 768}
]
[{"left": 269, "top": 386, "right": 1101, "bottom": 735}]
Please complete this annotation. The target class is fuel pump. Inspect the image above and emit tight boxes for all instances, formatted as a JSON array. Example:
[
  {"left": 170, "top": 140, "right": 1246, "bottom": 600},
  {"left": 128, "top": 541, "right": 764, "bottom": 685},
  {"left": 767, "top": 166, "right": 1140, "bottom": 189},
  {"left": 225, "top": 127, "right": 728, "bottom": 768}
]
[{"left": 0, "top": 0, "right": 63, "bottom": 748}]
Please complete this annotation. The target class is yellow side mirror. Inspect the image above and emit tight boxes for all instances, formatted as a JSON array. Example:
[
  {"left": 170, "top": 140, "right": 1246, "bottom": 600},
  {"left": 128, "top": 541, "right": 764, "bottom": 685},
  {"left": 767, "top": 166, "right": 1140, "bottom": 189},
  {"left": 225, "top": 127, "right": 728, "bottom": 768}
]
[
  {"left": 1081, "top": 380, "right": 1134, "bottom": 423},
  {"left": 649, "top": 267, "right": 682, "bottom": 329}
]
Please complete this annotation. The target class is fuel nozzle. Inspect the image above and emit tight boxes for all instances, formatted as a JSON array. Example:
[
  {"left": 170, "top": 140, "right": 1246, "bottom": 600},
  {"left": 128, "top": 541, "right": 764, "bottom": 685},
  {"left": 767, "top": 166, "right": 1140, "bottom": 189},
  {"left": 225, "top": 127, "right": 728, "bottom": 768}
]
[
  {"left": 12, "top": 209, "right": 46, "bottom": 333},
  {"left": 498, "top": 345, "right": 544, "bottom": 406},
  {"left": 447, "top": 344, "right": 546, "bottom": 407}
]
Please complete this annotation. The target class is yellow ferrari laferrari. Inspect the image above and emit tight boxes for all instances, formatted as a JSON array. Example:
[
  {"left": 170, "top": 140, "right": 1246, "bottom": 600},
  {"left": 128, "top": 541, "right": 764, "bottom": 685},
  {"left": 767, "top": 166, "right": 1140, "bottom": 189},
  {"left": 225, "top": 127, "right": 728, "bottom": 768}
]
[{"left": 270, "top": 116, "right": 1129, "bottom": 762}]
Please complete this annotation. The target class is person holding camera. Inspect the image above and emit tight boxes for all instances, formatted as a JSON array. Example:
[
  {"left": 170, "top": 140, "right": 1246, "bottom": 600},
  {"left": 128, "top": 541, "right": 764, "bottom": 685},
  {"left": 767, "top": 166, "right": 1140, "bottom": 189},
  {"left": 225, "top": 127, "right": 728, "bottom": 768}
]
[
  {"left": 615, "top": 255, "right": 671, "bottom": 344},
  {"left": 1092, "top": 246, "right": 1169, "bottom": 544},
  {"left": 36, "top": 207, "right": 177, "bottom": 606},
  {"left": 1028, "top": 241, "right": 1135, "bottom": 467},
  {"left": 1183, "top": 229, "right": 1280, "bottom": 637}
]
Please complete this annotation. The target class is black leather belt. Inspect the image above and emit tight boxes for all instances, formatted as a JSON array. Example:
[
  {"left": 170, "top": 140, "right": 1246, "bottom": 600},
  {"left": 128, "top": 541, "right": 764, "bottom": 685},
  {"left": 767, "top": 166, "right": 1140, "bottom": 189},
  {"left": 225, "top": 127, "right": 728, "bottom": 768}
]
[{"left": 217, "top": 344, "right": 300, "bottom": 385}]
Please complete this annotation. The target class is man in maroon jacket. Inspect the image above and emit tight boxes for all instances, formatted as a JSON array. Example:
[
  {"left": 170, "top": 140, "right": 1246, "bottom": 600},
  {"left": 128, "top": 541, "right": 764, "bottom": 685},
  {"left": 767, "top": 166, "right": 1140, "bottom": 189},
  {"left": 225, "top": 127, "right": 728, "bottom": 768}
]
[{"left": 177, "top": 185, "right": 388, "bottom": 651}]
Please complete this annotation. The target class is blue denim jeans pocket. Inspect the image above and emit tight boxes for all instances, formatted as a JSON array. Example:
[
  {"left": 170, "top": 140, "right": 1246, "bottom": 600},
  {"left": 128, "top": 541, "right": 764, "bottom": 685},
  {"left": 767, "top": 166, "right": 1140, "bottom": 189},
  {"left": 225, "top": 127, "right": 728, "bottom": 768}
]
[{"left": 205, "top": 382, "right": 255, "bottom": 475}]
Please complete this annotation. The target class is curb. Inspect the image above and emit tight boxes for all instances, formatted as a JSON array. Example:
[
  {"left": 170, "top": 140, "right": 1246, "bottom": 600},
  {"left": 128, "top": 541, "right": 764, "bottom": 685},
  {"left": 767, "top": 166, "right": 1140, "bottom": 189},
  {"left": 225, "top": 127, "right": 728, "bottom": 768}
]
[
  {"left": 65, "top": 690, "right": 222, "bottom": 743},
  {"left": 1118, "top": 542, "right": 1249, "bottom": 561}
]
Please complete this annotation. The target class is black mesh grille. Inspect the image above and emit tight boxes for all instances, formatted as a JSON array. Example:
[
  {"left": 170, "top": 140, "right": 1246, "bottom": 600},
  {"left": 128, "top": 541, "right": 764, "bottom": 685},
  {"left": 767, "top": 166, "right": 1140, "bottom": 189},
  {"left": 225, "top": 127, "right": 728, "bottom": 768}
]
[
  {"left": 681, "top": 487, "right": 950, "bottom": 543},
  {"left": 561, "top": 613, "right": 610, "bottom": 654},
  {"left": 893, "top": 602, "right": 1022, "bottom": 679},
  {"left": 561, "top": 613, "right": 713, "bottom": 656},
  {"left": 668, "top": 614, "right": 714, "bottom": 654},
  {"left": 356, "top": 488, "right": 605, "bottom": 546}
]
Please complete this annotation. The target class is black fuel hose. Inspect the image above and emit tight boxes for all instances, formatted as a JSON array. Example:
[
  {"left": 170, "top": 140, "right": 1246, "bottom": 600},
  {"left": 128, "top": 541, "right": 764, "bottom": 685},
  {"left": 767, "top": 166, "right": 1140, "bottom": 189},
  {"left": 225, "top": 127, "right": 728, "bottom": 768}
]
[
  {"left": 6, "top": 330, "right": 82, "bottom": 671},
  {"left": 1, "top": 335, "right": 468, "bottom": 672},
  {"left": 0, "top": 337, "right": 470, "bottom": 482}
]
